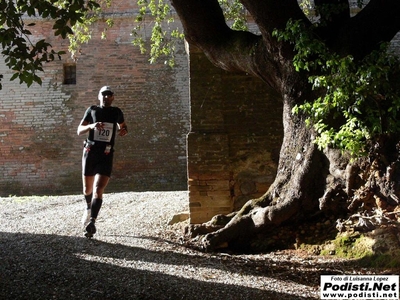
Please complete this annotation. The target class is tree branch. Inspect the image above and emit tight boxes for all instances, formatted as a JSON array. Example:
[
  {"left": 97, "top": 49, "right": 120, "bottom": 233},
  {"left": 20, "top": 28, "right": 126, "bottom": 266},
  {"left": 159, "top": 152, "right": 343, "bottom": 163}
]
[
  {"left": 241, "top": 0, "right": 307, "bottom": 34},
  {"left": 170, "top": 0, "right": 307, "bottom": 89},
  {"left": 334, "top": 0, "right": 400, "bottom": 57},
  {"left": 171, "top": 0, "right": 279, "bottom": 86},
  {"left": 170, "top": 0, "right": 231, "bottom": 47}
]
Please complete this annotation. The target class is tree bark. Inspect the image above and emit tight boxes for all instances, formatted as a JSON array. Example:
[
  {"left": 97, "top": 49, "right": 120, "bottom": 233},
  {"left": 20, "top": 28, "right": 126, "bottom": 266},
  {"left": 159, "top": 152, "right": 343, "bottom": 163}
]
[{"left": 171, "top": 0, "right": 400, "bottom": 251}]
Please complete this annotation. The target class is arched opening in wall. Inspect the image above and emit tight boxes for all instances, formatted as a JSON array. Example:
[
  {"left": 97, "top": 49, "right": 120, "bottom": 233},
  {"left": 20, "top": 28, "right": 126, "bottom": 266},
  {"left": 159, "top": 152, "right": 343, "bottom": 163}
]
[{"left": 63, "top": 63, "right": 76, "bottom": 84}]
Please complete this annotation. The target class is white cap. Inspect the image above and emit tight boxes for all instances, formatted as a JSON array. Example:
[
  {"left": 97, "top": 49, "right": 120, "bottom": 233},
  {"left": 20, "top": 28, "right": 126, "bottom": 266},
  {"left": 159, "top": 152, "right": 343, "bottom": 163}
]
[{"left": 98, "top": 86, "right": 114, "bottom": 101}]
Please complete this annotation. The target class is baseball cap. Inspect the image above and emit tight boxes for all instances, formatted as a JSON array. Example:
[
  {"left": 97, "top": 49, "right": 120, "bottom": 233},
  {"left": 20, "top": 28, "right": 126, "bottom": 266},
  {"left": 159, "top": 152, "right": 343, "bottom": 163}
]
[{"left": 98, "top": 86, "right": 114, "bottom": 100}]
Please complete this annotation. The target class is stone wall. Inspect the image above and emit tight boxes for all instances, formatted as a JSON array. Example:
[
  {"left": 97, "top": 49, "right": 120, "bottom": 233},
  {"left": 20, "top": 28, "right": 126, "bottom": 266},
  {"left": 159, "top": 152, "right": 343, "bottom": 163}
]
[
  {"left": 0, "top": 11, "right": 190, "bottom": 196},
  {"left": 187, "top": 45, "right": 283, "bottom": 223}
]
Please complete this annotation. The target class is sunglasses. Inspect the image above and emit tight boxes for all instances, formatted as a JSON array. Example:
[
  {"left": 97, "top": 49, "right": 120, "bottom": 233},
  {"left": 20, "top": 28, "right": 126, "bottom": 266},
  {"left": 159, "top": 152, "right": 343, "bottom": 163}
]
[{"left": 102, "top": 92, "right": 113, "bottom": 96}]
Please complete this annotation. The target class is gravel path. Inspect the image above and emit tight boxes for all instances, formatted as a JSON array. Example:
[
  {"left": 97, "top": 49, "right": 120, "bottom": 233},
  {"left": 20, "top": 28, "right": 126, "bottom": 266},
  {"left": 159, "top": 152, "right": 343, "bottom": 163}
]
[{"left": 0, "top": 191, "right": 368, "bottom": 299}]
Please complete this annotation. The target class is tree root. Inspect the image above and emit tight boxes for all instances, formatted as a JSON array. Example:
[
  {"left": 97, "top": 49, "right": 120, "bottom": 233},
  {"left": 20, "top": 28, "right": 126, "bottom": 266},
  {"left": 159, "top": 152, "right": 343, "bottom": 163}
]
[
  {"left": 336, "top": 210, "right": 400, "bottom": 233},
  {"left": 197, "top": 197, "right": 301, "bottom": 252}
]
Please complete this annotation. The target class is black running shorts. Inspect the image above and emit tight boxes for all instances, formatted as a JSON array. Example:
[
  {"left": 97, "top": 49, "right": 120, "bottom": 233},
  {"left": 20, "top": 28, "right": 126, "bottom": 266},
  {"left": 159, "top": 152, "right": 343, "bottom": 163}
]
[{"left": 82, "top": 148, "right": 114, "bottom": 177}]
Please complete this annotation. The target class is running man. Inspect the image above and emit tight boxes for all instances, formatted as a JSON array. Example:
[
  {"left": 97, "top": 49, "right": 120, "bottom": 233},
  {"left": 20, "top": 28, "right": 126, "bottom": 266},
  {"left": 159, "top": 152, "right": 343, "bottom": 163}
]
[{"left": 77, "top": 86, "right": 128, "bottom": 238}]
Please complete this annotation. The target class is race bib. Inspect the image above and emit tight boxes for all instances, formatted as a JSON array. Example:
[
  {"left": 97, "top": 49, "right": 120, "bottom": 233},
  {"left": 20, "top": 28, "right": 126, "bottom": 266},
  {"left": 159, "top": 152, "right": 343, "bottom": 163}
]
[{"left": 93, "top": 122, "right": 114, "bottom": 142}]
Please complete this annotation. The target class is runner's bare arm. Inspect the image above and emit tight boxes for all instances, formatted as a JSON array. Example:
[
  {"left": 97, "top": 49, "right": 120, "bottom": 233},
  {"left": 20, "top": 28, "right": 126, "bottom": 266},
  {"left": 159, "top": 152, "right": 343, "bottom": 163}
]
[{"left": 77, "top": 120, "right": 104, "bottom": 135}]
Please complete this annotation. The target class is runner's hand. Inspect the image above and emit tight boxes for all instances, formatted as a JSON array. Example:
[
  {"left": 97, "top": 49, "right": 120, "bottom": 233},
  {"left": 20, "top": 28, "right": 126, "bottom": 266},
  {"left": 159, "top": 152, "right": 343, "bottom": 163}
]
[
  {"left": 92, "top": 122, "right": 104, "bottom": 130},
  {"left": 118, "top": 127, "right": 128, "bottom": 136}
]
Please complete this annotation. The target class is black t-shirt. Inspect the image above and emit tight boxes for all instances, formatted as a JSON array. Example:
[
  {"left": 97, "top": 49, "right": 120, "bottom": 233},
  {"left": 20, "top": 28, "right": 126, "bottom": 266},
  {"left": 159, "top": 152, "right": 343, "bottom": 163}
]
[{"left": 81, "top": 105, "right": 125, "bottom": 148}]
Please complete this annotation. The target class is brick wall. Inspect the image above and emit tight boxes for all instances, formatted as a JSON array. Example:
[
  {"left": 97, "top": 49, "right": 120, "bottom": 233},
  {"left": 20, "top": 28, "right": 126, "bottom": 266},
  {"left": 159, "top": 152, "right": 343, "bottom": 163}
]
[
  {"left": 187, "top": 45, "right": 283, "bottom": 223},
  {"left": 0, "top": 12, "right": 190, "bottom": 196},
  {"left": 5, "top": 3, "right": 392, "bottom": 224},
  {"left": 0, "top": 3, "right": 285, "bottom": 225}
]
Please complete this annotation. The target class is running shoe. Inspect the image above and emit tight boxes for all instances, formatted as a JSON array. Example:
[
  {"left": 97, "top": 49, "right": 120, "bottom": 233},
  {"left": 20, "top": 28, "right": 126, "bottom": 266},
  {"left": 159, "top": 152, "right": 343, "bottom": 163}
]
[{"left": 85, "top": 220, "right": 96, "bottom": 238}]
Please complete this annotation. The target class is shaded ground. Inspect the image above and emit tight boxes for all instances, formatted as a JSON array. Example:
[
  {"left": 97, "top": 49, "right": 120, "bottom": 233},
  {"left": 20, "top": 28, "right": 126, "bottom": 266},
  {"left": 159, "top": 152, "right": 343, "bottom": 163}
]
[{"left": 0, "top": 192, "right": 395, "bottom": 299}]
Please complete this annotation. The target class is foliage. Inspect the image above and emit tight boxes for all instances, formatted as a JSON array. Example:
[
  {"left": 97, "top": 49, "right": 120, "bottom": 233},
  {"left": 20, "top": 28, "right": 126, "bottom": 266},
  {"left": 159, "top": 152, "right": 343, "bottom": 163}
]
[
  {"left": 131, "top": 0, "right": 246, "bottom": 67},
  {"left": 68, "top": 5, "right": 102, "bottom": 60},
  {"left": 0, "top": 0, "right": 99, "bottom": 89},
  {"left": 131, "top": 0, "right": 183, "bottom": 67},
  {"left": 218, "top": 0, "right": 247, "bottom": 31},
  {"left": 0, "top": 0, "right": 305, "bottom": 88},
  {"left": 274, "top": 20, "right": 400, "bottom": 157}
]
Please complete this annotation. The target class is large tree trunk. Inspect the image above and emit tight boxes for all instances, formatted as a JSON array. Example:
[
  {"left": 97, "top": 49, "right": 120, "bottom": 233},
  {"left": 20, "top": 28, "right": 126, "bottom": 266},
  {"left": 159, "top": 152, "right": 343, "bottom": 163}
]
[
  {"left": 200, "top": 93, "right": 349, "bottom": 251},
  {"left": 198, "top": 110, "right": 400, "bottom": 252},
  {"left": 171, "top": 0, "right": 400, "bottom": 252}
]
